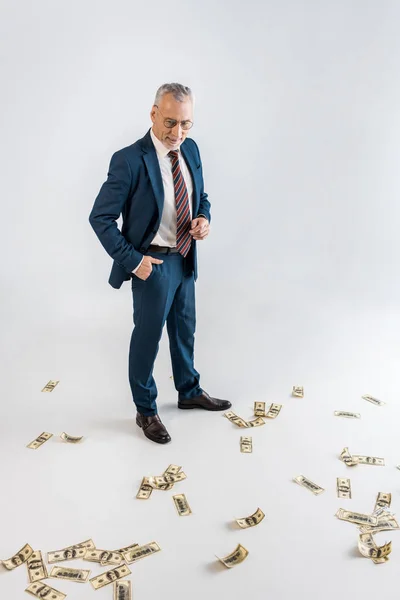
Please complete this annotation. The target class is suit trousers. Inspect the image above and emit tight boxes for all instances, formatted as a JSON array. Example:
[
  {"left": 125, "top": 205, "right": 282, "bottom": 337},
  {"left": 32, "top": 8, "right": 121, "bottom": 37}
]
[{"left": 128, "top": 248, "right": 202, "bottom": 416}]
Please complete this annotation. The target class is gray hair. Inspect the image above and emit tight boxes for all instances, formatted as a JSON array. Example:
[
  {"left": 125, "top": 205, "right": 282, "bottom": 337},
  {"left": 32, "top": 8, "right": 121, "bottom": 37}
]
[{"left": 154, "top": 83, "right": 195, "bottom": 107}]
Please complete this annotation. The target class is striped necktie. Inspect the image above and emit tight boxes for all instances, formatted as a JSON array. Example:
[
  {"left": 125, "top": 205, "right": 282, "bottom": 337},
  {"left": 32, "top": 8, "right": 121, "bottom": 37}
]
[{"left": 168, "top": 150, "right": 192, "bottom": 257}]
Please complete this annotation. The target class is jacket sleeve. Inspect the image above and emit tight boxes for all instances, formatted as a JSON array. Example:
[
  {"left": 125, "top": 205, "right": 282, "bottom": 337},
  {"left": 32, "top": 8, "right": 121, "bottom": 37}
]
[
  {"left": 89, "top": 150, "right": 144, "bottom": 273},
  {"left": 191, "top": 139, "right": 211, "bottom": 224}
]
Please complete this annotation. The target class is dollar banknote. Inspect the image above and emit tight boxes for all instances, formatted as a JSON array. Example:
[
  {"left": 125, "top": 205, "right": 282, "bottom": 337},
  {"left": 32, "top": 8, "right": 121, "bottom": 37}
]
[
  {"left": 84, "top": 549, "right": 123, "bottom": 565},
  {"left": 153, "top": 472, "right": 186, "bottom": 486},
  {"left": 101, "top": 543, "right": 139, "bottom": 566},
  {"left": 240, "top": 436, "right": 252, "bottom": 453},
  {"left": 335, "top": 508, "right": 378, "bottom": 526},
  {"left": 26, "top": 550, "right": 48, "bottom": 582},
  {"left": 374, "top": 493, "right": 391, "bottom": 510},
  {"left": 292, "top": 386, "right": 304, "bottom": 397},
  {"left": 334, "top": 411, "right": 361, "bottom": 419},
  {"left": 164, "top": 464, "right": 182, "bottom": 476},
  {"left": 114, "top": 580, "right": 132, "bottom": 600},
  {"left": 173, "top": 494, "right": 192, "bottom": 516},
  {"left": 224, "top": 411, "right": 249, "bottom": 428},
  {"left": 89, "top": 565, "right": 131, "bottom": 590},
  {"left": 60, "top": 432, "right": 83, "bottom": 443},
  {"left": 136, "top": 476, "right": 153, "bottom": 499},
  {"left": 25, "top": 582, "right": 65, "bottom": 599},
  {"left": 123, "top": 542, "right": 160, "bottom": 564},
  {"left": 47, "top": 545, "right": 86, "bottom": 563},
  {"left": 27, "top": 432, "right": 53, "bottom": 450},
  {"left": 216, "top": 544, "right": 249, "bottom": 568},
  {"left": 359, "top": 516, "right": 400, "bottom": 534},
  {"left": 236, "top": 508, "right": 265, "bottom": 528},
  {"left": 149, "top": 476, "right": 174, "bottom": 491},
  {"left": 41, "top": 380, "right": 59, "bottom": 392},
  {"left": 362, "top": 394, "right": 385, "bottom": 406},
  {"left": 358, "top": 533, "right": 391, "bottom": 563},
  {"left": 246, "top": 417, "right": 265, "bottom": 428},
  {"left": 339, "top": 446, "right": 359, "bottom": 467},
  {"left": 353, "top": 455, "right": 385, "bottom": 466},
  {"left": 254, "top": 402, "right": 266, "bottom": 417},
  {"left": 265, "top": 403, "right": 282, "bottom": 418},
  {"left": 2, "top": 543, "right": 33, "bottom": 569},
  {"left": 49, "top": 566, "right": 90, "bottom": 582},
  {"left": 337, "top": 478, "right": 352, "bottom": 499},
  {"left": 293, "top": 475, "right": 325, "bottom": 495}
]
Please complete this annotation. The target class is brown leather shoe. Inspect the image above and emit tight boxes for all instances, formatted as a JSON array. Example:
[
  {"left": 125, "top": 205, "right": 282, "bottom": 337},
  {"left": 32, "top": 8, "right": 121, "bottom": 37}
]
[
  {"left": 177, "top": 390, "right": 232, "bottom": 411},
  {"left": 136, "top": 413, "right": 171, "bottom": 444}
]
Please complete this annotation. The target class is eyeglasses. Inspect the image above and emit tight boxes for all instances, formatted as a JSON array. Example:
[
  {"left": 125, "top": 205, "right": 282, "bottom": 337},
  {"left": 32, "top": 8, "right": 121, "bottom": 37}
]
[{"left": 154, "top": 105, "right": 194, "bottom": 130}]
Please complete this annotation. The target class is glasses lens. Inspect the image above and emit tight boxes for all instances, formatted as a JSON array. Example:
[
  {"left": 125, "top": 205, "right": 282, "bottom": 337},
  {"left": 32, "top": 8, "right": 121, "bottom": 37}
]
[{"left": 164, "top": 119, "right": 193, "bottom": 130}]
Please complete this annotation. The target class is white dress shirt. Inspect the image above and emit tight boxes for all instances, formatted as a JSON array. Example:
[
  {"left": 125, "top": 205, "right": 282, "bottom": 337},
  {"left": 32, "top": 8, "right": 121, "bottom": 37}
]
[{"left": 132, "top": 127, "right": 196, "bottom": 274}]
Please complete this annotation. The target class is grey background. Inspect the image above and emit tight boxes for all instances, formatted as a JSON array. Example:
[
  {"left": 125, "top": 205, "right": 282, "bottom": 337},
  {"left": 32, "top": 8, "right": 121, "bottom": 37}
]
[{"left": 1, "top": 0, "right": 400, "bottom": 598}]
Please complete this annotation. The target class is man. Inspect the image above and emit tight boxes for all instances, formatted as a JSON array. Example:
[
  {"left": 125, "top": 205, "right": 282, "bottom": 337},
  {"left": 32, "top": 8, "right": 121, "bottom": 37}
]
[{"left": 89, "top": 83, "right": 231, "bottom": 445}]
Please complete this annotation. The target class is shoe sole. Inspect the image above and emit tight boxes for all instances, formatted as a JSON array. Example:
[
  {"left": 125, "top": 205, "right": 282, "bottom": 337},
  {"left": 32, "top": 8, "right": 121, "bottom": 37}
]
[
  {"left": 177, "top": 402, "right": 231, "bottom": 411},
  {"left": 136, "top": 419, "right": 171, "bottom": 444}
]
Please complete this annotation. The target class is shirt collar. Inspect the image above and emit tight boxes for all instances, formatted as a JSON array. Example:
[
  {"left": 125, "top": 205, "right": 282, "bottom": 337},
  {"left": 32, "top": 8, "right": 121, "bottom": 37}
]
[{"left": 150, "top": 127, "right": 179, "bottom": 159}]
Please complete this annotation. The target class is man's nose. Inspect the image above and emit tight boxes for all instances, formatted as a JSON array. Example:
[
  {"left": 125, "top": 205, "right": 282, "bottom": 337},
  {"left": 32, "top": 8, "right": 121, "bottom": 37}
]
[{"left": 171, "top": 123, "right": 184, "bottom": 136}]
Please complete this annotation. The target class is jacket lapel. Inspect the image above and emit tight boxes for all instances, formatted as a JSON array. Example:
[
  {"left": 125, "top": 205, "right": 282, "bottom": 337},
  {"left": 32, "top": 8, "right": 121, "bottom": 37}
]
[{"left": 141, "top": 128, "right": 199, "bottom": 218}]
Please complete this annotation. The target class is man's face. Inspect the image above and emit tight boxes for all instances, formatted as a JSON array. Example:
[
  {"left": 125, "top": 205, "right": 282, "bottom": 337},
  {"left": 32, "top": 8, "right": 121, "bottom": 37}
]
[{"left": 150, "top": 93, "right": 193, "bottom": 150}]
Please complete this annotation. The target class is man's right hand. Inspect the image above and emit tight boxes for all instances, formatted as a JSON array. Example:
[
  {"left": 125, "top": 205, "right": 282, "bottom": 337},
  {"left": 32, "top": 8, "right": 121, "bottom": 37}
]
[{"left": 134, "top": 255, "right": 164, "bottom": 280}]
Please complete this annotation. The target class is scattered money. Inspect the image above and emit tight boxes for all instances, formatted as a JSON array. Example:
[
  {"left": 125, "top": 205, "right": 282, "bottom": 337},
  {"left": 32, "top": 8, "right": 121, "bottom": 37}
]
[
  {"left": 240, "top": 436, "right": 252, "bottom": 453},
  {"left": 375, "top": 493, "right": 391, "bottom": 510},
  {"left": 339, "top": 447, "right": 358, "bottom": 467},
  {"left": 25, "top": 582, "right": 65, "bottom": 599},
  {"left": 236, "top": 508, "right": 265, "bottom": 528},
  {"left": 339, "top": 447, "right": 384, "bottom": 467},
  {"left": 50, "top": 566, "right": 90, "bottom": 582},
  {"left": 254, "top": 402, "right": 266, "bottom": 417},
  {"left": 123, "top": 542, "right": 160, "bottom": 564},
  {"left": 334, "top": 411, "right": 361, "bottom": 419},
  {"left": 335, "top": 508, "right": 378, "bottom": 526},
  {"left": 136, "top": 476, "right": 153, "bottom": 499},
  {"left": 224, "top": 411, "right": 248, "bottom": 428},
  {"left": 246, "top": 417, "right": 265, "bottom": 428},
  {"left": 26, "top": 551, "right": 48, "bottom": 582},
  {"left": 89, "top": 565, "right": 131, "bottom": 590},
  {"left": 153, "top": 472, "right": 187, "bottom": 486},
  {"left": 216, "top": 544, "right": 249, "bottom": 568},
  {"left": 164, "top": 464, "right": 182, "bottom": 476},
  {"left": 150, "top": 478, "right": 174, "bottom": 491},
  {"left": 354, "top": 455, "right": 385, "bottom": 466},
  {"left": 47, "top": 545, "right": 87, "bottom": 563},
  {"left": 359, "top": 516, "right": 400, "bottom": 534},
  {"left": 337, "top": 478, "right": 352, "bottom": 499},
  {"left": 60, "top": 432, "right": 83, "bottom": 443},
  {"left": 292, "top": 386, "right": 304, "bottom": 397},
  {"left": 27, "top": 432, "right": 53, "bottom": 450},
  {"left": 362, "top": 394, "right": 385, "bottom": 406},
  {"left": 41, "top": 380, "right": 59, "bottom": 392},
  {"left": 84, "top": 549, "right": 123, "bottom": 565},
  {"left": 101, "top": 543, "right": 139, "bottom": 566},
  {"left": 293, "top": 475, "right": 325, "bottom": 495},
  {"left": 114, "top": 580, "right": 132, "bottom": 600},
  {"left": 173, "top": 494, "right": 192, "bottom": 516},
  {"left": 265, "top": 403, "right": 282, "bottom": 419},
  {"left": 358, "top": 533, "right": 392, "bottom": 563},
  {"left": 2, "top": 543, "right": 33, "bottom": 569}
]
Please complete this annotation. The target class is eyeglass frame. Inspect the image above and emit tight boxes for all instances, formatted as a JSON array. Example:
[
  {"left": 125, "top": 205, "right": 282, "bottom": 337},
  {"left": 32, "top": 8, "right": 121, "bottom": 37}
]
[{"left": 154, "top": 105, "right": 194, "bottom": 130}]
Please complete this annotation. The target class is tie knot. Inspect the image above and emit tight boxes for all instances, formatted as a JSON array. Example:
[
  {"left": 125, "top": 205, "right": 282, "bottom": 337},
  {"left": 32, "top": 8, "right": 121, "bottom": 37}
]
[{"left": 168, "top": 150, "right": 179, "bottom": 160}]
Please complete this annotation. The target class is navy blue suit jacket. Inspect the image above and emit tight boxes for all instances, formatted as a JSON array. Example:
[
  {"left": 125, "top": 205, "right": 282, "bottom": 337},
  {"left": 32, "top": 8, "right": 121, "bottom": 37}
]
[{"left": 89, "top": 127, "right": 211, "bottom": 289}]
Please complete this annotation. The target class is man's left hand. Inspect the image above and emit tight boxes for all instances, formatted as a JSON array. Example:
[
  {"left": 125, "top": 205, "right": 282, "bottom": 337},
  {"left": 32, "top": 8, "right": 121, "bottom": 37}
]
[{"left": 189, "top": 217, "right": 210, "bottom": 240}]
